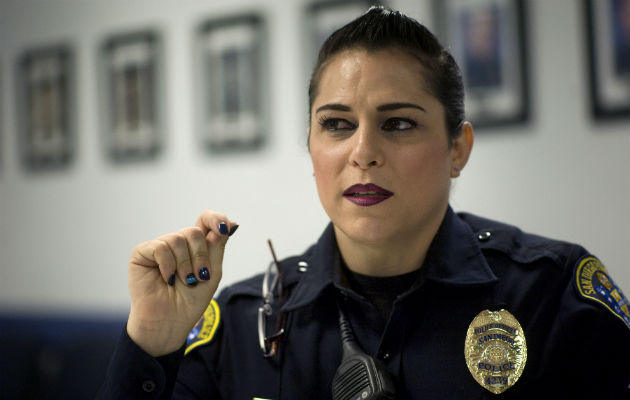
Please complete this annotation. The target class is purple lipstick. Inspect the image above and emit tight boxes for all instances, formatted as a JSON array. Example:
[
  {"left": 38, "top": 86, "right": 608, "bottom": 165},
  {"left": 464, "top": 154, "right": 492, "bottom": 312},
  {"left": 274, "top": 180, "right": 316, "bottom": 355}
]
[{"left": 342, "top": 183, "right": 394, "bottom": 207}]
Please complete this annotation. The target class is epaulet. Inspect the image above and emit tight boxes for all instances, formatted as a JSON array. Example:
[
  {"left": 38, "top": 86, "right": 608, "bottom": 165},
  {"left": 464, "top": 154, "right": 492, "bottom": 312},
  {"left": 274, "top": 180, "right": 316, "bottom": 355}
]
[
  {"left": 185, "top": 299, "right": 221, "bottom": 355},
  {"left": 458, "top": 212, "right": 580, "bottom": 266},
  {"left": 574, "top": 255, "right": 630, "bottom": 331}
]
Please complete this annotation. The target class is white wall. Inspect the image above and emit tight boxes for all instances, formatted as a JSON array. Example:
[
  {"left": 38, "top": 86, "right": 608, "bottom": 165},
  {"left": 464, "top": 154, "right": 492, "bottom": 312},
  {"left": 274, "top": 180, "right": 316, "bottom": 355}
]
[{"left": 0, "top": 0, "right": 628, "bottom": 316}]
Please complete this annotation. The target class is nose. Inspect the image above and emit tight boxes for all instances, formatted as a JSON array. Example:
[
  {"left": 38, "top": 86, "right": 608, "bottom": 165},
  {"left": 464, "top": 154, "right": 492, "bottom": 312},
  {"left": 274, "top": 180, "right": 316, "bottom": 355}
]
[{"left": 348, "top": 126, "right": 384, "bottom": 169}]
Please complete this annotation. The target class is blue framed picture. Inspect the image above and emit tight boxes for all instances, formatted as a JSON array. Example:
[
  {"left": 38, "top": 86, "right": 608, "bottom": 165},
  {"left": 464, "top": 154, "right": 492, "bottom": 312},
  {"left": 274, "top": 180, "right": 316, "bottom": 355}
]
[
  {"left": 584, "top": 0, "right": 630, "bottom": 120},
  {"left": 434, "top": 0, "right": 530, "bottom": 128}
]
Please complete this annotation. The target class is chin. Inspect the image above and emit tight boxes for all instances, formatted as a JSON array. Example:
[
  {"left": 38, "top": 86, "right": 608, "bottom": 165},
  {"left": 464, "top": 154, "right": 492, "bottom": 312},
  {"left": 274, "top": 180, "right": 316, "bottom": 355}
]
[{"left": 333, "top": 217, "right": 400, "bottom": 245}]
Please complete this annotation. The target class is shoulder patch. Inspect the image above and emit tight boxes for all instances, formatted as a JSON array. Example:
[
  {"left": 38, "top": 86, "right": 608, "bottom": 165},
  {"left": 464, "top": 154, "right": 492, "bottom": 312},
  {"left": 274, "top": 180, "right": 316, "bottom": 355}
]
[
  {"left": 185, "top": 299, "right": 221, "bottom": 355},
  {"left": 575, "top": 256, "right": 630, "bottom": 330}
]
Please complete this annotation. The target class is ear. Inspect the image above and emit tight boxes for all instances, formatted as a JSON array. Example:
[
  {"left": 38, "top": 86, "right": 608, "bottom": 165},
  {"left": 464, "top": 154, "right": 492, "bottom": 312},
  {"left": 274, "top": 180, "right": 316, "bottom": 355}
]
[{"left": 450, "top": 121, "right": 474, "bottom": 178}]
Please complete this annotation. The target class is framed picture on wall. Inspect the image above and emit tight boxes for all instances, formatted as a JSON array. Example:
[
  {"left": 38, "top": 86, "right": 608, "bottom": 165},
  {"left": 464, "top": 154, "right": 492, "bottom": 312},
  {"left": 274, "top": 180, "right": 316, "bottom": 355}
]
[
  {"left": 584, "top": 0, "right": 630, "bottom": 120},
  {"left": 196, "top": 15, "right": 267, "bottom": 153},
  {"left": 434, "top": 0, "right": 529, "bottom": 128},
  {"left": 100, "top": 31, "right": 163, "bottom": 161},
  {"left": 303, "top": 0, "right": 378, "bottom": 74},
  {"left": 16, "top": 45, "right": 74, "bottom": 170}
]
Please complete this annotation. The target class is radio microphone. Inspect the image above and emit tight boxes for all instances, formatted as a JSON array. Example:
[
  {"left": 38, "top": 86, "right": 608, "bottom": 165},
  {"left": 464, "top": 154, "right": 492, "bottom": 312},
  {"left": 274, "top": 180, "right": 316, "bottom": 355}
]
[{"left": 332, "top": 299, "right": 396, "bottom": 400}]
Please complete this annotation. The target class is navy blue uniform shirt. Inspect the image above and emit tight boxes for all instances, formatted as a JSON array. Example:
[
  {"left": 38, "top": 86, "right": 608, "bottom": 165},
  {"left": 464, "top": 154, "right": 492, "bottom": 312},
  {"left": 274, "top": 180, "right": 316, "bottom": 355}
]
[{"left": 98, "top": 208, "right": 630, "bottom": 399}]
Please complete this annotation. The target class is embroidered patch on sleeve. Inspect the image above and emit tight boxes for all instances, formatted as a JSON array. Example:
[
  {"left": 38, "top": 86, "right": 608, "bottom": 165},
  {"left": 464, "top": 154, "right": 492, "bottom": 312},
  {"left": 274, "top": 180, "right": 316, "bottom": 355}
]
[
  {"left": 575, "top": 256, "right": 630, "bottom": 330},
  {"left": 185, "top": 299, "right": 221, "bottom": 355}
]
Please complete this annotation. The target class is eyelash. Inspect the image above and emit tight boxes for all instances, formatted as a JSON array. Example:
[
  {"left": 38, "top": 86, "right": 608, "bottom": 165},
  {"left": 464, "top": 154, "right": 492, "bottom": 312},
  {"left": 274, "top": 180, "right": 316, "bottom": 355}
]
[
  {"left": 382, "top": 118, "right": 418, "bottom": 131},
  {"left": 317, "top": 115, "right": 418, "bottom": 133},
  {"left": 317, "top": 116, "right": 355, "bottom": 131}
]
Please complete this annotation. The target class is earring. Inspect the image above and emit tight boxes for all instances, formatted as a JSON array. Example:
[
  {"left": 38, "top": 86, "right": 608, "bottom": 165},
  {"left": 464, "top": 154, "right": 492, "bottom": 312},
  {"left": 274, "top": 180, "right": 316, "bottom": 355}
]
[{"left": 451, "top": 167, "right": 461, "bottom": 178}]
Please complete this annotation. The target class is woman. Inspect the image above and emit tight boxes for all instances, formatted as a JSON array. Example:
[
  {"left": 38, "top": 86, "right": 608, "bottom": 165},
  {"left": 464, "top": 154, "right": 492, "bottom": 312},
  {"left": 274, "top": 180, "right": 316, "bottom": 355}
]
[{"left": 99, "top": 7, "right": 630, "bottom": 399}]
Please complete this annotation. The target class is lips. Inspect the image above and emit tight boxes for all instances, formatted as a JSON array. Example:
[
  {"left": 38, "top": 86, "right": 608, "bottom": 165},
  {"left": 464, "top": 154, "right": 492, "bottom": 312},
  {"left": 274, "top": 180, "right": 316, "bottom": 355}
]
[{"left": 342, "top": 183, "right": 394, "bottom": 207}]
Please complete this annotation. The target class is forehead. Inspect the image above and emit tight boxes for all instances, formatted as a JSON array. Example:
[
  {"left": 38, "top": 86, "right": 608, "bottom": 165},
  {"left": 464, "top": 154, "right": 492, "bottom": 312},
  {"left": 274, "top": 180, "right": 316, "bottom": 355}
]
[{"left": 314, "top": 48, "right": 433, "bottom": 105}]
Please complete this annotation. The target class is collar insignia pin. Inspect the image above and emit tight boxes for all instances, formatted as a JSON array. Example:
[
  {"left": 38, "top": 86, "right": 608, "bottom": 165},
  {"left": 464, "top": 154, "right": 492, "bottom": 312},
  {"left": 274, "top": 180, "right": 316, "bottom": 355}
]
[{"left": 464, "top": 309, "right": 527, "bottom": 394}]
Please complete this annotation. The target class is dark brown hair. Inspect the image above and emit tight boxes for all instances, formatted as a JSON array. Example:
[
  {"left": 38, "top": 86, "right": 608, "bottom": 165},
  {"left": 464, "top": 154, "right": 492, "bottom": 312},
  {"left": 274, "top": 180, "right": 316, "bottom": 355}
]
[{"left": 308, "top": 6, "right": 465, "bottom": 142}]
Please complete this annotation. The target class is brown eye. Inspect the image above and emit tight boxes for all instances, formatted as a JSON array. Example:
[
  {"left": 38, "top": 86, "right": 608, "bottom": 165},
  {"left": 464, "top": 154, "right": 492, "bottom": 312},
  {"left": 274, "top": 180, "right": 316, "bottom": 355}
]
[
  {"left": 318, "top": 116, "right": 356, "bottom": 131},
  {"left": 382, "top": 118, "right": 417, "bottom": 131}
]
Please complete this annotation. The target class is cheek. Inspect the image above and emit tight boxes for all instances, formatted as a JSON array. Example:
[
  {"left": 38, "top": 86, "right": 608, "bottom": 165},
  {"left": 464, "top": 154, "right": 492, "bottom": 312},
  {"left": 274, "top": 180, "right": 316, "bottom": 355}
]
[
  {"left": 311, "top": 148, "right": 338, "bottom": 197},
  {"left": 398, "top": 147, "right": 452, "bottom": 186},
  {"left": 310, "top": 136, "right": 348, "bottom": 174}
]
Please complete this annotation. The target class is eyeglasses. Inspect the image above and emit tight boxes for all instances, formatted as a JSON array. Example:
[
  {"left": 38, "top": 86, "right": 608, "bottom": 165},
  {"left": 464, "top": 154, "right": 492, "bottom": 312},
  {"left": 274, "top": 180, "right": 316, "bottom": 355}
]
[{"left": 257, "top": 240, "right": 286, "bottom": 358}]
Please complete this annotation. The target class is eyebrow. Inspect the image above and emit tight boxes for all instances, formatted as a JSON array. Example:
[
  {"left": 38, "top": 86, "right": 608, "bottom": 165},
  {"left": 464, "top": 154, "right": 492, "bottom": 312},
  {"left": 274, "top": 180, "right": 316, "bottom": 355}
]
[
  {"left": 377, "top": 102, "right": 426, "bottom": 112},
  {"left": 314, "top": 102, "right": 426, "bottom": 114},
  {"left": 315, "top": 103, "right": 351, "bottom": 114}
]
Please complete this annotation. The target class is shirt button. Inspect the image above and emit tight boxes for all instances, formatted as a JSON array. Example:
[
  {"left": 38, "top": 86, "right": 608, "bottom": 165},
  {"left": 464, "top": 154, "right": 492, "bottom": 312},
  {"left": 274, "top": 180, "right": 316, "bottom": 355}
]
[
  {"left": 298, "top": 261, "right": 309, "bottom": 272},
  {"left": 142, "top": 380, "right": 156, "bottom": 392},
  {"left": 477, "top": 231, "right": 492, "bottom": 241},
  {"left": 380, "top": 352, "right": 391, "bottom": 360}
]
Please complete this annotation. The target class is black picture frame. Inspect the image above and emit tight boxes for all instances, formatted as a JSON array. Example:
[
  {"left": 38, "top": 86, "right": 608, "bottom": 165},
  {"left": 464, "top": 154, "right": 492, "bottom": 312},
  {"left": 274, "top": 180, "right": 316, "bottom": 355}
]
[
  {"left": 99, "top": 31, "right": 163, "bottom": 161},
  {"left": 584, "top": 0, "right": 630, "bottom": 120},
  {"left": 196, "top": 15, "right": 267, "bottom": 153},
  {"left": 16, "top": 45, "right": 75, "bottom": 170},
  {"left": 434, "top": 0, "right": 530, "bottom": 129}
]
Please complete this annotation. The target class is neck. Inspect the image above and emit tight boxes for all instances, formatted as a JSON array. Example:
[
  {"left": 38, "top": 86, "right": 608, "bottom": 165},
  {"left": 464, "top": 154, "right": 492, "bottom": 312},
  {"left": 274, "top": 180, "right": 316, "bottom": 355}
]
[{"left": 334, "top": 208, "right": 447, "bottom": 277}]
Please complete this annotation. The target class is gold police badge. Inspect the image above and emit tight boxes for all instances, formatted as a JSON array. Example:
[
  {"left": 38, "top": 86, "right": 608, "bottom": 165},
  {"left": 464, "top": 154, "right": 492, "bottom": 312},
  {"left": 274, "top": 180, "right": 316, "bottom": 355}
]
[{"left": 464, "top": 309, "right": 527, "bottom": 394}]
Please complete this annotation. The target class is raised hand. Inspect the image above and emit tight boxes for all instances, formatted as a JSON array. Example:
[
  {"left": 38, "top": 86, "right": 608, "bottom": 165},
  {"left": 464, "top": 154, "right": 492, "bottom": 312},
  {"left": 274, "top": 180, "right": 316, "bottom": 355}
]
[{"left": 126, "top": 210, "right": 237, "bottom": 356}]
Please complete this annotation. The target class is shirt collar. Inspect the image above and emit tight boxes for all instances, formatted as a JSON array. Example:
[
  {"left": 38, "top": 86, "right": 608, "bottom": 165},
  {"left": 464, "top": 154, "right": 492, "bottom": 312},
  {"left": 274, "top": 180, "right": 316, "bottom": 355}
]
[
  {"left": 282, "top": 223, "right": 338, "bottom": 311},
  {"left": 423, "top": 207, "right": 498, "bottom": 286},
  {"left": 282, "top": 206, "right": 497, "bottom": 312}
]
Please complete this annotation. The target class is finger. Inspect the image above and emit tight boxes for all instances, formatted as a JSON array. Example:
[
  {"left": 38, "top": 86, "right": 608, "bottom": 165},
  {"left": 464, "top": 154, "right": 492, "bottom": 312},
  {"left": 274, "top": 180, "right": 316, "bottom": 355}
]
[
  {"left": 159, "top": 232, "right": 196, "bottom": 286},
  {"left": 181, "top": 227, "right": 211, "bottom": 282},
  {"left": 205, "top": 227, "right": 228, "bottom": 286},
  {"left": 130, "top": 240, "right": 158, "bottom": 268},
  {"left": 153, "top": 240, "right": 177, "bottom": 285},
  {"left": 130, "top": 239, "right": 176, "bottom": 285},
  {"left": 194, "top": 210, "right": 238, "bottom": 240}
]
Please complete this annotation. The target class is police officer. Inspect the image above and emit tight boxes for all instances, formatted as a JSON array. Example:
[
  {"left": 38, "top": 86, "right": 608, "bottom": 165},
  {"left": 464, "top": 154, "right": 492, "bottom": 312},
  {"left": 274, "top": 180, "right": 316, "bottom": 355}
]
[{"left": 98, "top": 7, "right": 630, "bottom": 399}]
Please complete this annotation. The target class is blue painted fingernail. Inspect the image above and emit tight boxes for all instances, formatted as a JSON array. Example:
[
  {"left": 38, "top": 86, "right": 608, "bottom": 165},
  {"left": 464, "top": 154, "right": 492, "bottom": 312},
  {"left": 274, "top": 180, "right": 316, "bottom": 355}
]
[
  {"left": 199, "top": 267, "right": 210, "bottom": 281},
  {"left": 218, "top": 222, "right": 228, "bottom": 235},
  {"left": 228, "top": 224, "right": 239, "bottom": 237},
  {"left": 167, "top": 274, "right": 176, "bottom": 286},
  {"left": 186, "top": 273, "right": 198, "bottom": 285}
]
